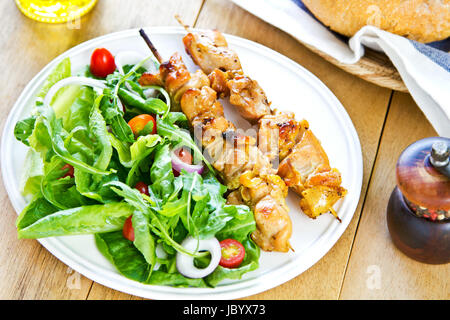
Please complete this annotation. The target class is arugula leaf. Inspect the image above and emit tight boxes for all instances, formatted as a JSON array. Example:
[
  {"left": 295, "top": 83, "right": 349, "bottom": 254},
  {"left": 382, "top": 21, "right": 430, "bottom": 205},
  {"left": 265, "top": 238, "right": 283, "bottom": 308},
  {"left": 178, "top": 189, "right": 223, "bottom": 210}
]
[
  {"left": 14, "top": 116, "right": 37, "bottom": 146},
  {"left": 159, "top": 192, "right": 188, "bottom": 218},
  {"left": 126, "top": 134, "right": 161, "bottom": 186},
  {"left": 118, "top": 88, "right": 168, "bottom": 115},
  {"left": 98, "top": 92, "right": 134, "bottom": 143},
  {"left": 150, "top": 143, "right": 175, "bottom": 200},
  {"left": 216, "top": 205, "right": 256, "bottom": 242}
]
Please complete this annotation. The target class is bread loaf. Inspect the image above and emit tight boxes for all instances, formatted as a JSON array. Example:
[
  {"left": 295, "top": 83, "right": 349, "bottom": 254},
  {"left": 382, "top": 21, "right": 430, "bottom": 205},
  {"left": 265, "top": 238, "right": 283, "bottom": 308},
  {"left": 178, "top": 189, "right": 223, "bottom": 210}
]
[{"left": 302, "top": 0, "right": 450, "bottom": 43}]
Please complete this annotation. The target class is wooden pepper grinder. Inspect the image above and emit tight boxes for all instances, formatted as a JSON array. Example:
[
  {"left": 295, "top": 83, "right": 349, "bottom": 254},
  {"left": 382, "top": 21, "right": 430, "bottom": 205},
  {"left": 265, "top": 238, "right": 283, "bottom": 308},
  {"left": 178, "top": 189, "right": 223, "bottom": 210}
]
[{"left": 387, "top": 137, "right": 450, "bottom": 264}]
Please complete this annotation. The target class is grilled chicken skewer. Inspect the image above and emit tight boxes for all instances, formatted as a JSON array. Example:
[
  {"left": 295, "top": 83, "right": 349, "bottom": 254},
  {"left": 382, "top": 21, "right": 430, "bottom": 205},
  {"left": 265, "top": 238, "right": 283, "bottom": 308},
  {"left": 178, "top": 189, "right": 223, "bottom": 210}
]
[
  {"left": 180, "top": 25, "right": 347, "bottom": 221},
  {"left": 138, "top": 30, "right": 292, "bottom": 252}
]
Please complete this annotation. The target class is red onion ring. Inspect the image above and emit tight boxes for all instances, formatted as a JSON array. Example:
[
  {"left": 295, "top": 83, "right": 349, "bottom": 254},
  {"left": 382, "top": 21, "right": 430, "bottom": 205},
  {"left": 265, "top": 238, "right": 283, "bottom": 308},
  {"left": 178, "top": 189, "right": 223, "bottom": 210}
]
[{"left": 171, "top": 148, "right": 204, "bottom": 175}]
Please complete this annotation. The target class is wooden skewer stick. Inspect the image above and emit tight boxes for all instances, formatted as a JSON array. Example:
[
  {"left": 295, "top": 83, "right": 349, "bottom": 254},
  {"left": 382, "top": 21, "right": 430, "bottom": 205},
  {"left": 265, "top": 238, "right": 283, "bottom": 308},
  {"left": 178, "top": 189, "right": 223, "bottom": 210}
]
[
  {"left": 138, "top": 28, "right": 163, "bottom": 64},
  {"left": 174, "top": 14, "right": 192, "bottom": 33}
]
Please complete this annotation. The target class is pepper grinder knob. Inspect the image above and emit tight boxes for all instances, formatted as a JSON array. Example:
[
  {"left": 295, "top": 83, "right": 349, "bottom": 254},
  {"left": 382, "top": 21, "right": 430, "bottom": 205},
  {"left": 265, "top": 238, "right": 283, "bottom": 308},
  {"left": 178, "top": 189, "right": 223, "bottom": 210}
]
[{"left": 430, "top": 141, "right": 449, "bottom": 173}]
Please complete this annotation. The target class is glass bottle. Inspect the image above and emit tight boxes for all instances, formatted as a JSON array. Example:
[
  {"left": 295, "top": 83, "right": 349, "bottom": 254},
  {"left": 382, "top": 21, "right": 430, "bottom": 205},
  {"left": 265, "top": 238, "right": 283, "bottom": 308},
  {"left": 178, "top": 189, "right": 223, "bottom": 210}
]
[{"left": 15, "top": 0, "right": 98, "bottom": 24}]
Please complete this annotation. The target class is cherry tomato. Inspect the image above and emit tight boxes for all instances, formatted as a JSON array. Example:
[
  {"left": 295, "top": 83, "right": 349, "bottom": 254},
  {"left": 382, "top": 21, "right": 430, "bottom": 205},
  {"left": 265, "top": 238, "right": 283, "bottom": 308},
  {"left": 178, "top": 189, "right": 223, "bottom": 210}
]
[
  {"left": 175, "top": 147, "right": 193, "bottom": 164},
  {"left": 123, "top": 182, "right": 149, "bottom": 241},
  {"left": 90, "top": 48, "right": 116, "bottom": 78},
  {"left": 60, "top": 164, "right": 74, "bottom": 179},
  {"left": 127, "top": 114, "right": 157, "bottom": 137},
  {"left": 172, "top": 147, "right": 193, "bottom": 177},
  {"left": 134, "top": 181, "right": 149, "bottom": 196},
  {"left": 219, "top": 239, "right": 245, "bottom": 268},
  {"left": 122, "top": 216, "right": 135, "bottom": 242}
]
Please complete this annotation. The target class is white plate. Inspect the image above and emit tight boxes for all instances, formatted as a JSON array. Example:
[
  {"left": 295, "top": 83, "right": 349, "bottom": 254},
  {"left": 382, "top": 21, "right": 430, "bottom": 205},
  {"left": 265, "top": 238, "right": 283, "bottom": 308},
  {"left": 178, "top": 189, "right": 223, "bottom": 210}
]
[{"left": 1, "top": 27, "right": 363, "bottom": 300}]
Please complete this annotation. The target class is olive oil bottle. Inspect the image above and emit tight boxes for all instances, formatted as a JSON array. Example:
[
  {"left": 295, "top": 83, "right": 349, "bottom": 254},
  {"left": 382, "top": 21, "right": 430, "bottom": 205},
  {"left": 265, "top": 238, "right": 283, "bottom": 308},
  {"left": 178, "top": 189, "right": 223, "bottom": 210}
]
[{"left": 15, "top": 0, "right": 97, "bottom": 23}]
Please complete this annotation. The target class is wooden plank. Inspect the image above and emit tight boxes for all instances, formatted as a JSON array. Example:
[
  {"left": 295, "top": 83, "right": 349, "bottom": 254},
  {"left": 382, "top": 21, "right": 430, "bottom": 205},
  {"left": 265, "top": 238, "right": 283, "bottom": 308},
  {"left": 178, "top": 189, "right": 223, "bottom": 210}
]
[
  {"left": 339, "top": 92, "right": 449, "bottom": 299},
  {"left": 0, "top": 0, "right": 203, "bottom": 300},
  {"left": 194, "top": 0, "right": 392, "bottom": 299}
]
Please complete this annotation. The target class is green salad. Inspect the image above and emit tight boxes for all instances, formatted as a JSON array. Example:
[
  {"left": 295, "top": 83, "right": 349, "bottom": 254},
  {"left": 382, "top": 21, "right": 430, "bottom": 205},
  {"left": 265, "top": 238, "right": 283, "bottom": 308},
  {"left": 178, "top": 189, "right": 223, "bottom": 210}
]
[{"left": 13, "top": 48, "right": 260, "bottom": 288}]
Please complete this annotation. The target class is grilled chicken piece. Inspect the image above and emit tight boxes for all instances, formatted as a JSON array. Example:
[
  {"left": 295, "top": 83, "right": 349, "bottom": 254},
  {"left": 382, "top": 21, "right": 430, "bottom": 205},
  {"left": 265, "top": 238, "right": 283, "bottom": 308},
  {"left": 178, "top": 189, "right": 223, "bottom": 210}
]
[
  {"left": 258, "top": 110, "right": 309, "bottom": 163},
  {"left": 227, "top": 74, "right": 272, "bottom": 124},
  {"left": 206, "top": 68, "right": 272, "bottom": 124},
  {"left": 208, "top": 68, "right": 233, "bottom": 97},
  {"left": 252, "top": 195, "right": 292, "bottom": 252},
  {"left": 278, "top": 130, "right": 347, "bottom": 220},
  {"left": 183, "top": 30, "right": 242, "bottom": 75},
  {"left": 138, "top": 52, "right": 209, "bottom": 110},
  {"left": 226, "top": 190, "right": 244, "bottom": 205}
]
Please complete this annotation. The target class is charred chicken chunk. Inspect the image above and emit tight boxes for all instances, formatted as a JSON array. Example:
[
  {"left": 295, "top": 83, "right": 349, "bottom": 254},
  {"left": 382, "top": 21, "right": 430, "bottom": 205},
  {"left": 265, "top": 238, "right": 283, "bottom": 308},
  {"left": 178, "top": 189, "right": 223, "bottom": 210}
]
[
  {"left": 183, "top": 30, "right": 242, "bottom": 75},
  {"left": 278, "top": 130, "right": 347, "bottom": 220},
  {"left": 258, "top": 110, "right": 309, "bottom": 163},
  {"left": 252, "top": 195, "right": 292, "bottom": 252},
  {"left": 138, "top": 52, "right": 209, "bottom": 110}
]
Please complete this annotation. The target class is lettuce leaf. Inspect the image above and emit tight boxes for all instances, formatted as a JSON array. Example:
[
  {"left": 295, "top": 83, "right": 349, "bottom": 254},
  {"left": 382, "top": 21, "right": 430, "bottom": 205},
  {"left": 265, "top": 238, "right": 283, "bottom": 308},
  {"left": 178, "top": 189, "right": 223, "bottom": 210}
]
[
  {"left": 37, "top": 58, "right": 72, "bottom": 100},
  {"left": 19, "top": 148, "right": 44, "bottom": 199},
  {"left": 17, "top": 202, "right": 135, "bottom": 239},
  {"left": 16, "top": 194, "right": 59, "bottom": 230}
]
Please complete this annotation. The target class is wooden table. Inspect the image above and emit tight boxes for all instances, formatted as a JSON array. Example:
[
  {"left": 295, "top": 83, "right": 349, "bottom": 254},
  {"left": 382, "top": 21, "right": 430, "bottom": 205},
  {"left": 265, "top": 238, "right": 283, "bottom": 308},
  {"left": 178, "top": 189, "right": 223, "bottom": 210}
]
[{"left": 0, "top": 0, "right": 448, "bottom": 300}]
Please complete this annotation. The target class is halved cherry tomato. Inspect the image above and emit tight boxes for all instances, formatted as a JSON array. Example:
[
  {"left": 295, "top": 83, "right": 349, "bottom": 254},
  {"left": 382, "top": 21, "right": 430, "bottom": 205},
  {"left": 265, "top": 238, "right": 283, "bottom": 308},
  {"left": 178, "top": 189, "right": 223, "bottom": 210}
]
[
  {"left": 122, "top": 182, "right": 149, "bottom": 241},
  {"left": 172, "top": 147, "right": 193, "bottom": 177},
  {"left": 175, "top": 147, "right": 193, "bottom": 164},
  {"left": 122, "top": 216, "right": 135, "bottom": 242},
  {"left": 60, "top": 164, "right": 74, "bottom": 179},
  {"left": 134, "top": 181, "right": 149, "bottom": 196},
  {"left": 127, "top": 114, "right": 156, "bottom": 137},
  {"left": 90, "top": 48, "right": 116, "bottom": 78},
  {"left": 219, "top": 239, "right": 245, "bottom": 268}
]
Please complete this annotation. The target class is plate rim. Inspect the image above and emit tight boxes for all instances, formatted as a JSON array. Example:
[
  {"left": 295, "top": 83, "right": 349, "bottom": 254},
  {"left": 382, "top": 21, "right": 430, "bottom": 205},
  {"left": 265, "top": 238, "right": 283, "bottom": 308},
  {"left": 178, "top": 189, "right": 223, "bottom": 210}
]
[{"left": 0, "top": 26, "right": 363, "bottom": 300}]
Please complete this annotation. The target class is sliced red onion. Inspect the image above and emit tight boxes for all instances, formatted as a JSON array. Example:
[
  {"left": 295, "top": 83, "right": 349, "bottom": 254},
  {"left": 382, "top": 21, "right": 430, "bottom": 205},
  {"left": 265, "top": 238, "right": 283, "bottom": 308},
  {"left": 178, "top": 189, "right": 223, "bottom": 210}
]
[
  {"left": 176, "top": 236, "right": 221, "bottom": 278},
  {"left": 43, "top": 76, "right": 107, "bottom": 108},
  {"left": 115, "top": 51, "right": 157, "bottom": 75},
  {"left": 154, "top": 243, "right": 168, "bottom": 271},
  {"left": 116, "top": 52, "right": 143, "bottom": 91},
  {"left": 115, "top": 51, "right": 159, "bottom": 94},
  {"left": 42, "top": 76, "right": 129, "bottom": 114},
  {"left": 143, "top": 88, "right": 158, "bottom": 98},
  {"left": 171, "top": 148, "right": 204, "bottom": 175}
]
